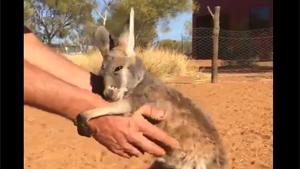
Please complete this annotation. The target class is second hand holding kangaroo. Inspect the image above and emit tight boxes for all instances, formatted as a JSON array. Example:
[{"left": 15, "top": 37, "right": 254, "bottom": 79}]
[{"left": 88, "top": 8, "right": 227, "bottom": 169}]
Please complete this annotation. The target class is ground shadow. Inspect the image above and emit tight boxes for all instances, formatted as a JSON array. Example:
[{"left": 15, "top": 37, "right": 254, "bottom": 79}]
[{"left": 199, "top": 65, "right": 273, "bottom": 74}]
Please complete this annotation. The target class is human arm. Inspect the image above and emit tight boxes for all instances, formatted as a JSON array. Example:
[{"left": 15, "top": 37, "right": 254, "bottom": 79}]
[
  {"left": 24, "top": 60, "right": 178, "bottom": 157},
  {"left": 24, "top": 30, "right": 94, "bottom": 91},
  {"left": 24, "top": 60, "right": 107, "bottom": 120}
]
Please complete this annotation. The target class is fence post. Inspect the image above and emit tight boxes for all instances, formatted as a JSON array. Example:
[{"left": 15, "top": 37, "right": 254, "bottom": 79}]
[
  {"left": 208, "top": 6, "right": 220, "bottom": 83},
  {"left": 181, "top": 35, "right": 184, "bottom": 53}
]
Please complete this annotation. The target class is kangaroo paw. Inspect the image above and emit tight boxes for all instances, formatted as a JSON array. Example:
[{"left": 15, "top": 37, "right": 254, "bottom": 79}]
[{"left": 132, "top": 103, "right": 168, "bottom": 124}]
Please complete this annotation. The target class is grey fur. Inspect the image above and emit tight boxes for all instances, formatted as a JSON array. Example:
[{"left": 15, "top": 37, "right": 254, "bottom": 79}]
[
  {"left": 94, "top": 26, "right": 111, "bottom": 56},
  {"left": 96, "top": 19, "right": 227, "bottom": 169}
]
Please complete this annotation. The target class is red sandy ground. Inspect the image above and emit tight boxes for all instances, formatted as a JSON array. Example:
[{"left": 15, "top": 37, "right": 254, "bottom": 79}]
[{"left": 24, "top": 61, "right": 273, "bottom": 169}]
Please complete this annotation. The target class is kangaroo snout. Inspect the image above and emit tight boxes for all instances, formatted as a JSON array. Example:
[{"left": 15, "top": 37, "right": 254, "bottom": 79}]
[
  {"left": 103, "top": 87, "right": 119, "bottom": 101},
  {"left": 104, "top": 86, "right": 129, "bottom": 101}
]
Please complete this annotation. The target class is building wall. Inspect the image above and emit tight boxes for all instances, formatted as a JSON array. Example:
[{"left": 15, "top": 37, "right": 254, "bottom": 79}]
[
  {"left": 192, "top": 0, "right": 273, "bottom": 59},
  {"left": 193, "top": 0, "right": 273, "bottom": 30}
]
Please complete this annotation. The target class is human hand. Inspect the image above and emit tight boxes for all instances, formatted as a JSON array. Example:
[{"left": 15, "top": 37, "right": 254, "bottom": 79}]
[{"left": 87, "top": 104, "right": 178, "bottom": 158}]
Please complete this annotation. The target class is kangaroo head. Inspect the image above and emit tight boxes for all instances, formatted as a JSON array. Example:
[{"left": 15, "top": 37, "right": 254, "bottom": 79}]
[{"left": 95, "top": 8, "right": 145, "bottom": 101}]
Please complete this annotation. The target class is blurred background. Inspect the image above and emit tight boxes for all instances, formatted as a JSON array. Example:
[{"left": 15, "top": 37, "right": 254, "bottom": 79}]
[
  {"left": 24, "top": 1, "right": 273, "bottom": 169},
  {"left": 24, "top": 0, "right": 273, "bottom": 79}
]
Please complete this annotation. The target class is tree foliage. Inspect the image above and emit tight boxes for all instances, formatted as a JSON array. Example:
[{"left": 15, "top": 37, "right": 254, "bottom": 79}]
[
  {"left": 157, "top": 39, "right": 181, "bottom": 50},
  {"left": 26, "top": 0, "right": 96, "bottom": 44},
  {"left": 157, "top": 38, "right": 192, "bottom": 55},
  {"left": 24, "top": 0, "right": 35, "bottom": 27},
  {"left": 24, "top": 0, "right": 192, "bottom": 50},
  {"left": 105, "top": 0, "right": 191, "bottom": 47}
]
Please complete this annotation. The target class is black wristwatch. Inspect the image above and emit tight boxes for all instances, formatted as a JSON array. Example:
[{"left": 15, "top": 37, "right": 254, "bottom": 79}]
[{"left": 74, "top": 113, "right": 94, "bottom": 137}]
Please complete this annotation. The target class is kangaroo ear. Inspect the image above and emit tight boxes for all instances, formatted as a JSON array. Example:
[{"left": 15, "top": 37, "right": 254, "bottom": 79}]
[
  {"left": 118, "top": 8, "right": 135, "bottom": 57},
  {"left": 94, "top": 26, "right": 114, "bottom": 57}
]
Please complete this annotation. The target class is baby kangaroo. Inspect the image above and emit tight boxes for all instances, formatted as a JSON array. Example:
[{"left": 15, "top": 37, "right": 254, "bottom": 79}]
[{"left": 95, "top": 8, "right": 227, "bottom": 169}]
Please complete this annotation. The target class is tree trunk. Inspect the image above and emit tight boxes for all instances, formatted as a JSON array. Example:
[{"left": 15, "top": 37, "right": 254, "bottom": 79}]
[{"left": 210, "top": 6, "right": 220, "bottom": 83}]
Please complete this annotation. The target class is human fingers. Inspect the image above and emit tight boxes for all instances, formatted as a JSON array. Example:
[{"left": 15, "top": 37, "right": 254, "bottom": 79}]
[
  {"left": 115, "top": 133, "right": 144, "bottom": 157},
  {"left": 136, "top": 117, "right": 179, "bottom": 150},
  {"left": 127, "top": 131, "right": 166, "bottom": 157}
]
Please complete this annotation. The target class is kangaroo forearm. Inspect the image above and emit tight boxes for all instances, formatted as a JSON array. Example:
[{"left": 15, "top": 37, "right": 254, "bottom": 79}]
[
  {"left": 24, "top": 33, "right": 92, "bottom": 91},
  {"left": 24, "top": 61, "right": 109, "bottom": 121}
]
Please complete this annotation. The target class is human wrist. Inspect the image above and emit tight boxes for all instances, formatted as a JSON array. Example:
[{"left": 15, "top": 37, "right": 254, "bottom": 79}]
[
  {"left": 72, "top": 91, "right": 113, "bottom": 136},
  {"left": 77, "top": 111, "right": 120, "bottom": 137},
  {"left": 68, "top": 89, "right": 109, "bottom": 121}
]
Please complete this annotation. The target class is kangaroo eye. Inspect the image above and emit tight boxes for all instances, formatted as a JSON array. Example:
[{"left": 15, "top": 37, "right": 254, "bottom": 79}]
[{"left": 114, "top": 66, "right": 123, "bottom": 72}]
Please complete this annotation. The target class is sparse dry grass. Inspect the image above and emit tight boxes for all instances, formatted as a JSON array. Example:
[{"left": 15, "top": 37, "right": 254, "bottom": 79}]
[
  {"left": 63, "top": 48, "right": 209, "bottom": 81},
  {"left": 63, "top": 49, "right": 103, "bottom": 75},
  {"left": 136, "top": 48, "right": 210, "bottom": 82},
  {"left": 136, "top": 48, "right": 189, "bottom": 78}
]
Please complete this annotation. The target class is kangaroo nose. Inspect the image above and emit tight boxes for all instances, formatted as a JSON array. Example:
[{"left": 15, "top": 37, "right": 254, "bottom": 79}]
[
  {"left": 104, "top": 89, "right": 113, "bottom": 99},
  {"left": 104, "top": 88, "right": 120, "bottom": 101}
]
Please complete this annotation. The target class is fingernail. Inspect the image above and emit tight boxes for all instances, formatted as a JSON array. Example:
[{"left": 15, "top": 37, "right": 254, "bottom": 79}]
[
  {"left": 136, "top": 151, "right": 143, "bottom": 157},
  {"left": 160, "top": 150, "right": 166, "bottom": 156}
]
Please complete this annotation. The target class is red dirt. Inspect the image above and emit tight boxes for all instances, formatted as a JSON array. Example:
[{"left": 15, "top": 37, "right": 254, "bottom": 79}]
[{"left": 24, "top": 71, "right": 273, "bottom": 169}]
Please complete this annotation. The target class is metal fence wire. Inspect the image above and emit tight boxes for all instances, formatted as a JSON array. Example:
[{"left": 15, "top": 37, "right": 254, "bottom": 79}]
[{"left": 192, "top": 27, "right": 273, "bottom": 65}]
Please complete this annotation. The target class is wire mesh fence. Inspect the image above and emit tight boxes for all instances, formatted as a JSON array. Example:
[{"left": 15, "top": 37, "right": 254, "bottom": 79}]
[
  {"left": 56, "top": 26, "right": 273, "bottom": 78},
  {"left": 192, "top": 27, "right": 273, "bottom": 71}
]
